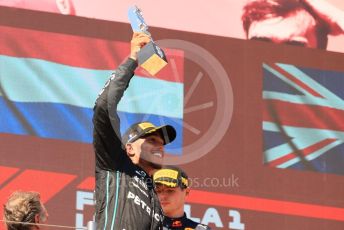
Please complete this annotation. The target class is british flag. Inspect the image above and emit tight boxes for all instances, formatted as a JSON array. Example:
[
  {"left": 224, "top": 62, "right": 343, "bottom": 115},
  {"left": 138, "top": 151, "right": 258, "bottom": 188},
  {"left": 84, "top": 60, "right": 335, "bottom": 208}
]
[{"left": 263, "top": 63, "right": 344, "bottom": 175}]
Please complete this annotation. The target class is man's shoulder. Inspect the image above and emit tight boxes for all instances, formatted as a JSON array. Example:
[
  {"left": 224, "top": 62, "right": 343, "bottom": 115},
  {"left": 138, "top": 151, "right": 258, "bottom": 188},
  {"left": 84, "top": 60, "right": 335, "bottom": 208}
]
[
  {"left": 194, "top": 223, "right": 211, "bottom": 230},
  {"left": 185, "top": 217, "right": 211, "bottom": 230}
]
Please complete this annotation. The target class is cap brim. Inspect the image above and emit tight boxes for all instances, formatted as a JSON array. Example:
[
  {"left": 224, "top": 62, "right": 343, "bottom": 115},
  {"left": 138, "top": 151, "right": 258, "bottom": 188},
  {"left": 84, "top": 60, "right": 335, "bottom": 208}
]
[
  {"left": 145, "top": 125, "right": 176, "bottom": 145},
  {"left": 154, "top": 179, "right": 178, "bottom": 188}
]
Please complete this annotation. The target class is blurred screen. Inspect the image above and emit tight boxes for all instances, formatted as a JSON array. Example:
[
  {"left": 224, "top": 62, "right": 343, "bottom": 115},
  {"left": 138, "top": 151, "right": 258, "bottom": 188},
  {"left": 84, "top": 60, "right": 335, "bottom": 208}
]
[{"left": 1, "top": 0, "right": 343, "bottom": 52}]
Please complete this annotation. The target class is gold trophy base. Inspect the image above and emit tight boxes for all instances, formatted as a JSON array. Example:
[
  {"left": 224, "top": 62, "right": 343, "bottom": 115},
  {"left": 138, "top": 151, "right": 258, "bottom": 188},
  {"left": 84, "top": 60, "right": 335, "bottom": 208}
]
[{"left": 138, "top": 41, "right": 168, "bottom": 76}]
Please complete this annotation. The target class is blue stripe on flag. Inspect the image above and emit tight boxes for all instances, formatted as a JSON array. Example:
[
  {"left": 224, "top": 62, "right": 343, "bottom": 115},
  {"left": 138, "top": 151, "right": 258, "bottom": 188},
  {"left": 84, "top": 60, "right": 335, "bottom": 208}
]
[
  {"left": 0, "top": 97, "right": 182, "bottom": 154},
  {"left": 289, "top": 143, "right": 344, "bottom": 175},
  {"left": 263, "top": 64, "right": 303, "bottom": 95},
  {"left": 297, "top": 67, "right": 344, "bottom": 100}
]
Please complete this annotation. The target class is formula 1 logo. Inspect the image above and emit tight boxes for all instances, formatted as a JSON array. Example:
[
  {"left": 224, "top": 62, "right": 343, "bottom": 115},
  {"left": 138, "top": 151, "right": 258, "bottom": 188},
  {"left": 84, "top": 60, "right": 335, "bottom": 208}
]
[{"left": 0, "top": 166, "right": 76, "bottom": 230}]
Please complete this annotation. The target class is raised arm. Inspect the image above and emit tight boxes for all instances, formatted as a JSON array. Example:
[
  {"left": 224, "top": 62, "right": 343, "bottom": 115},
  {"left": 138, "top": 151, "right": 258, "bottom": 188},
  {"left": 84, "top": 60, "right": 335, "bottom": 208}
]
[
  {"left": 303, "top": 0, "right": 344, "bottom": 35},
  {"left": 93, "top": 32, "right": 150, "bottom": 170}
]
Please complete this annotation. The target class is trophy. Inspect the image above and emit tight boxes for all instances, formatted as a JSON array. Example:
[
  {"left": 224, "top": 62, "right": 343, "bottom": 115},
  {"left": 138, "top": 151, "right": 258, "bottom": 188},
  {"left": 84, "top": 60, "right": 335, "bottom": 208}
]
[{"left": 128, "top": 6, "right": 168, "bottom": 76}]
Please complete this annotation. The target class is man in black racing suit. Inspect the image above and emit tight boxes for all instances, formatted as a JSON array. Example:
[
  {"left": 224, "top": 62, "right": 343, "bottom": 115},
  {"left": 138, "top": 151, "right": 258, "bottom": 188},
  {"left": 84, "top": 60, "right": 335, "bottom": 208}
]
[
  {"left": 93, "top": 32, "right": 177, "bottom": 230},
  {"left": 153, "top": 167, "right": 211, "bottom": 230}
]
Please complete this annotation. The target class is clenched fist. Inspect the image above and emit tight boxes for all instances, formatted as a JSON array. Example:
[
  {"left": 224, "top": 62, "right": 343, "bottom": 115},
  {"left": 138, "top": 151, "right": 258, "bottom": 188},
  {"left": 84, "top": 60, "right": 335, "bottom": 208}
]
[{"left": 130, "top": 32, "right": 151, "bottom": 61}]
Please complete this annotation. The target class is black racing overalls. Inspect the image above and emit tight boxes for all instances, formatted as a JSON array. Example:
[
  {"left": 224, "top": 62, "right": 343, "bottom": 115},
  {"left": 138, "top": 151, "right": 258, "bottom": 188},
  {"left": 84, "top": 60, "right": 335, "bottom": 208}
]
[{"left": 93, "top": 58, "right": 163, "bottom": 230}]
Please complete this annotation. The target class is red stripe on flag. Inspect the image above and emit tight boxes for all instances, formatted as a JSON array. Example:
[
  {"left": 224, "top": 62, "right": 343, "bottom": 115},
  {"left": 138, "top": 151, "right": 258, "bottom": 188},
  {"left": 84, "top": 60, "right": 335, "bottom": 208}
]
[
  {"left": 0, "top": 166, "right": 19, "bottom": 185},
  {"left": 0, "top": 25, "right": 184, "bottom": 83},
  {"left": 271, "top": 64, "right": 323, "bottom": 98},
  {"left": 187, "top": 190, "right": 344, "bottom": 221},
  {"left": 77, "top": 176, "right": 95, "bottom": 190},
  {"left": 268, "top": 138, "right": 337, "bottom": 167},
  {"left": 264, "top": 100, "right": 344, "bottom": 132},
  {"left": 0, "top": 26, "right": 124, "bottom": 69}
]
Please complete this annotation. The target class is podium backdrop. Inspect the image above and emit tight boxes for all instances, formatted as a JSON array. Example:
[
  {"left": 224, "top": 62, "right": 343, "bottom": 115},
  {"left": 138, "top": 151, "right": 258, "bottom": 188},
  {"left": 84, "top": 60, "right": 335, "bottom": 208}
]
[{"left": 0, "top": 4, "right": 343, "bottom": 230}]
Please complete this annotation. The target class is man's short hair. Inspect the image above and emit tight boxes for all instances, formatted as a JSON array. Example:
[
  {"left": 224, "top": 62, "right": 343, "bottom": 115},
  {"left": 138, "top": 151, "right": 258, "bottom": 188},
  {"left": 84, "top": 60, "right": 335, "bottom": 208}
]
[
  {"left": 242, "top": 0, "right": 329, "bottom": 48},
  {"left": 3, "top": 191, "right": 43, "bottom": 230}
]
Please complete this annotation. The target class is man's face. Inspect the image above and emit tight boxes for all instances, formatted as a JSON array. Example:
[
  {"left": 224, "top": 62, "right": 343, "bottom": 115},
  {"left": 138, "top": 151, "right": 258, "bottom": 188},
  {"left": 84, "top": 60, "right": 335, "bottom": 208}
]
[
  {"left": 155, "top": 184, "right": 188, "bottom": 217},
  {"left": 127, "top": 133, "right": 165, "bottom": 168},
  {"left": 248, "top": 9, "right": 319, "bottom": 48}
]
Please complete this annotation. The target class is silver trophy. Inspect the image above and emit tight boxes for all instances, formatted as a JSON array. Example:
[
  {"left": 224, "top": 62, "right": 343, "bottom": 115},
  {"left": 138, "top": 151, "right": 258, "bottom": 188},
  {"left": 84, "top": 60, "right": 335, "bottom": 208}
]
[{"left": 128, "top": 6, "right": 168, "bottom": 75}]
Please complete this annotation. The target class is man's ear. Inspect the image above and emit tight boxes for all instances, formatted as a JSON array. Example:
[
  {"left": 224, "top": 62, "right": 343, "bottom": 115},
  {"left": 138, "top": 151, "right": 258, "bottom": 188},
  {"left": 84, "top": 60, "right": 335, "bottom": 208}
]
[
  {"left": 126, "top": 143, "right": 135, "bottom": 157},
  {"left": 185, "top": 187, "right": 190, "bottom": 196},
  {"left": 34, "top": 214, "right": 40, "bottom": 224}
]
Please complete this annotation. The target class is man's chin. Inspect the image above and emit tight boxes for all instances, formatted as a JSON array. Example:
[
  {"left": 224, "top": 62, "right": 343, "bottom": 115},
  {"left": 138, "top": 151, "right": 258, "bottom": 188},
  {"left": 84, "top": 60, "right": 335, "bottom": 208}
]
[
  {"left": 144, "top": 160, "right": 162, "bottom": 170},
  {"left": 150, "top": 162, "right": 162, "bottom": 169},
  {"left": 139, "top": 159, "right": 162, "bottom": 173}
]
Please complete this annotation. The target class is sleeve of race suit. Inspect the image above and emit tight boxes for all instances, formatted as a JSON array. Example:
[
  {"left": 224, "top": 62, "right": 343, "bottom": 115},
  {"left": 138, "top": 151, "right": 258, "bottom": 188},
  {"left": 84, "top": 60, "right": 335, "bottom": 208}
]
[{"left": 93, "top": 58, "right": 138, "bottom": 170}]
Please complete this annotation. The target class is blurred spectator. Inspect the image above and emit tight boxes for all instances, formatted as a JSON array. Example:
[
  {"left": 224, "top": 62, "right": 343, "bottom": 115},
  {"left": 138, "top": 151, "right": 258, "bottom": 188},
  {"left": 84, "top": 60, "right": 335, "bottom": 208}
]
[
  {"left": 242, "top": 0, "right": 344, "bottom": 49},
  {"left": 3, "top": 191, "right": 49, "bottom": 230}
]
